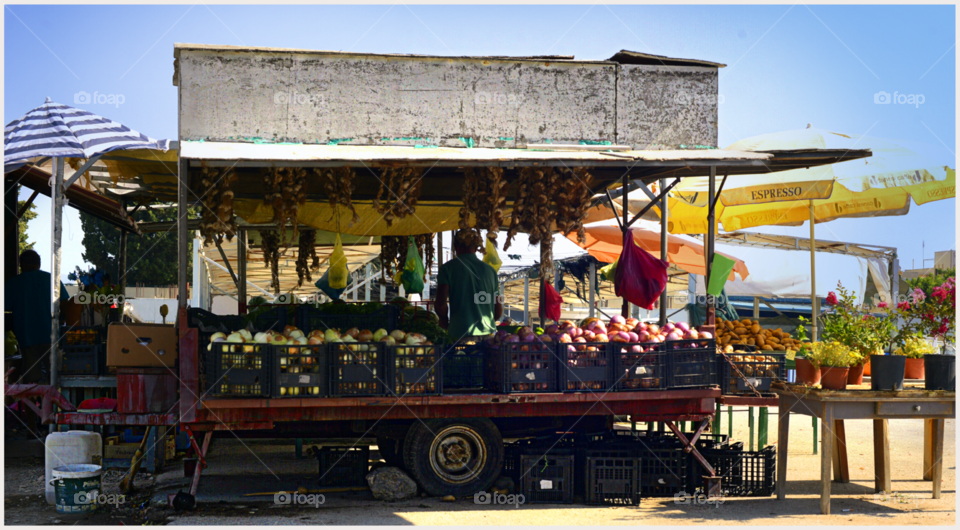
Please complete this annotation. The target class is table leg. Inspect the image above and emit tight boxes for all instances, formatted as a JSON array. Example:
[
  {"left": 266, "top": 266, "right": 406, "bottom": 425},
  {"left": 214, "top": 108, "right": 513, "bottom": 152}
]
[
  {"left": 932, "top": 419, "right": 944, "bottom": 499},
  {"left": 923, "top": 418, "right": 934, "bottom": 480},
  {"left": 831, "top": 420, "right": 850, "bottom": 483},
  {"left": 873, "top": 419, "right": 891, "bottom": 493},
  {"left": 776, "top": 401, "right": 790, "bottom": 500},
  {"left": 820, "top": 406, "right": 833, "bottom": 515}
]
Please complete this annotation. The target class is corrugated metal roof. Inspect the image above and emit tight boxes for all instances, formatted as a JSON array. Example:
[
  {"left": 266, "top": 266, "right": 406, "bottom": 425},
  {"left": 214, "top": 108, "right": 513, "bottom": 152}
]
[{"left": 608, "top": 50, "right": 726, "bottom": 68}]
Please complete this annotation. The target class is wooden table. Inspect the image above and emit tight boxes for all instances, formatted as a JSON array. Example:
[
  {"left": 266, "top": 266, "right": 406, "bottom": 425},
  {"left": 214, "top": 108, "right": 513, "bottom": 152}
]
[{"left": 772, "top": 383, "right": 955, "bottom": 515}]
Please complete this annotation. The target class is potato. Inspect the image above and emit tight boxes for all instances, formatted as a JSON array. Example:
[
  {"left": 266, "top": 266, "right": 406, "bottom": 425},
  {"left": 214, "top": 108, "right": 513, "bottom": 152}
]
[
  {"left": 751, "top": 324, "right": 761, "bottom": 335},
  {"left": 747, "top": 338, "right": 756, "bottom": 346},
  {"left": 762, "top": 344, "right": 774, "bottom": 351},
  {"left": 734, "top": 327, "right": 748, "bottom": 335}
]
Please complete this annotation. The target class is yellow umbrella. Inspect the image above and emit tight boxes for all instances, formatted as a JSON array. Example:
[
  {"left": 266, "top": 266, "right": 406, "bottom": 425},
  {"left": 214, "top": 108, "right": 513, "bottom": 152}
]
[{"left": 660, "top": 127, "right": 955, "bottom": 339}]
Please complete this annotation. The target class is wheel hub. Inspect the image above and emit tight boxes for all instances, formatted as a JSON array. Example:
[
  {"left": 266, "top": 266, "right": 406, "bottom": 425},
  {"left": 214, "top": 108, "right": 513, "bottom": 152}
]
[{"left": 428, "top": 426, "right": 486, "bottom": 484}]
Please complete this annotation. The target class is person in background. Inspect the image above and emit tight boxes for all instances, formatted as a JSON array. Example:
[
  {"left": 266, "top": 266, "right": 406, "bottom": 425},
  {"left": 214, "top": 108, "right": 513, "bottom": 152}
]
[
  {"left": 4, "top": 250, "right": 69, "bottom": 385},
  {"left": 435, "top": 228, "right": 503, "bottom": 340}
]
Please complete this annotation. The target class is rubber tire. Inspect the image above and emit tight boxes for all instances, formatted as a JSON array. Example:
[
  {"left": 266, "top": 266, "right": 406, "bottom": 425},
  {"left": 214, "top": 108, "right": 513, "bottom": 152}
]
[
  {"left": 377, "top": 436, "right": 405, "bottom": 468},
  {"left": 402, "top": 418, "right": 503, "bottom": 497}
]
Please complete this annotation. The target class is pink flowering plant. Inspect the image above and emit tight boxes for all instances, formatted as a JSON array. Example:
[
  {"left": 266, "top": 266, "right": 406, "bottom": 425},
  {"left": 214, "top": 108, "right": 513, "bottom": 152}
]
[{"left": 890, "top": 277, "right": 956, "bottom": 348}]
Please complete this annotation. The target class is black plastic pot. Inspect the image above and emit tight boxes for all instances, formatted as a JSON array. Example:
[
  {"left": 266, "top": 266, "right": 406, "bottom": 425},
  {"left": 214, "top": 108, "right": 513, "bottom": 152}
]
[
  {"left": 870, "top": 354, "right": 905, "bottom": 391},
  {"left": 924, "top": 354, "right": 955, "bottom": 391}
]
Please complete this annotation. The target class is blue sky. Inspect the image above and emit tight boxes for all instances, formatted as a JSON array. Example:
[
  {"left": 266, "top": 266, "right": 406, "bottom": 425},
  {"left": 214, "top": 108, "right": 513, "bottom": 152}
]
[{"left": 5, "top": 4, "right": 956, "bottom": 282}]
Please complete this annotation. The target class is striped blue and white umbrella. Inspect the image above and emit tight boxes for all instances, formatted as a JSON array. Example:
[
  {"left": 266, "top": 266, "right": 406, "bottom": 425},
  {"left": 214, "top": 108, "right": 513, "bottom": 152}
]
[{"left": 4, "top": 97, "right": 169, "bottom": 168}]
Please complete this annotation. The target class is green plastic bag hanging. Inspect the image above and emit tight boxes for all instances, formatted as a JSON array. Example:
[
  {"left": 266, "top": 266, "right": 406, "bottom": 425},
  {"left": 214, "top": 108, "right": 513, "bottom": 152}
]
[
  {"left": 400, "top": 236, "right": 426, "bottom": 295},
  {"left": 328, "top": 233, "right": 349, "bottom": 289},
  {"left": 599, "top": 260, "right": 617, "bottom": 282},
  {"left": 483, "top": 238, "right": 502, "bottom": 272}
]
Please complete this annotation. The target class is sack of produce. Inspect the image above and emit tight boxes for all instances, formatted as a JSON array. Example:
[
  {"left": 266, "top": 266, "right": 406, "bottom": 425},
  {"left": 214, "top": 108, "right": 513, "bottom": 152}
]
[
  {"left": 599, "top": 260, "right": 617, "bottom": 282},
  {"left": 315, "top": 268, "right": 353, "bottom": 300},
  {"left": 400, "top": 236, "right": 426, "bottom": 295},
  {"left": 483, "top": 238, "right": 502, "bottom": 272},
  {"left": 328, "top": 233, "right": 349, "bottom": 289},
  {"left": 539, "top": 281, "right": 563, "bottom": 322},
  {"left": 614, "top": 229, "right": 668, "bottom": 310}
]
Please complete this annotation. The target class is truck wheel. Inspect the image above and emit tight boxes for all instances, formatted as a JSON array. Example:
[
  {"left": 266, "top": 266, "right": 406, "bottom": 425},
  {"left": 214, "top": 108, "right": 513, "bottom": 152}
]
[
  {"left": 402, "top": 418, "right": 503, "bottom": 497},
  {"left": 376, "top": 436, "right": 405, "bottom": 468}
]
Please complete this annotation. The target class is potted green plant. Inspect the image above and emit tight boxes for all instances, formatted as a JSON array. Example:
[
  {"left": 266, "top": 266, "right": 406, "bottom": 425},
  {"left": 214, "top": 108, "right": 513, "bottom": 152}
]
[
  {"left": 888, "top": 277, "right": 955, "bottom": 387},
  {"left": 806, "top": 341, "right": 857, "bottom": 390},
  {"left": 809, "top": 283, "right": 892, "bottom": 385},
  {"left": 893, "top": 335, "right": 936, "bottom": 380},
  {"left": 792, "top": 321, "right": 819, "bottom": 385}
]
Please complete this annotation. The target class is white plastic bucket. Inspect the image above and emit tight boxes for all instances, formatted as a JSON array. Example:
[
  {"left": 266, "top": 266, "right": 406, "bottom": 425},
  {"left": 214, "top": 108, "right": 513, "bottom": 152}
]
[{"left": 45, "top": 431, "right": 102, "bottom": 505}]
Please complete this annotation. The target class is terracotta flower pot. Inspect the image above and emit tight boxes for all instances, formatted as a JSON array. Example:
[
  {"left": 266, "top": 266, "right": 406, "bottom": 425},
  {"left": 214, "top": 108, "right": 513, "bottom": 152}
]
[
  {"left": 795, "top": 358, "right": 821, "bottom": 386},
  {"left": 847, "top": 364, "right": 865, "bottom": 385},
  {"left": 863, "top": 360, "right": 871, "bottom": 377},
  {"left": 820, "top": 367, "right": 850, "bottom": 390},
  {"left": 904, "top": 357, "right": 925, "bottom": 380}
]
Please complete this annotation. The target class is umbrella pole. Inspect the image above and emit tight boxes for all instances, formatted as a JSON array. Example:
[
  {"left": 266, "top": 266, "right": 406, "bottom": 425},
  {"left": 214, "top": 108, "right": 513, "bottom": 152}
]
[
  {"left": 706, "top": 166, "right": 716, "bottom": 326},
  {"left": 809, "top": 200, "right": 817, "bottom": 341},
  {"left": 50, "top": 158, "right": 64, "bottom": 403},
  {"left": 659, "top": 178, "right": 669, "bottom": 326}
]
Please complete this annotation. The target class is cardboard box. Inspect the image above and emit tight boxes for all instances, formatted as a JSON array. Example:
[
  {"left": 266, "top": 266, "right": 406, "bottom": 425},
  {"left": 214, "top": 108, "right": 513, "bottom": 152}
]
[{"left": 106, "top": 324, "right": 178, "bottom": 368}]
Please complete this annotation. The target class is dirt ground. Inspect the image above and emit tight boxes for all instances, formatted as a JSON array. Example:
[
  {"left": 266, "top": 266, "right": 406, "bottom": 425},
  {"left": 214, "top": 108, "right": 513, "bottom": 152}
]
[{"left": 4, "top": 408, "right": 955, "bottom": 526}]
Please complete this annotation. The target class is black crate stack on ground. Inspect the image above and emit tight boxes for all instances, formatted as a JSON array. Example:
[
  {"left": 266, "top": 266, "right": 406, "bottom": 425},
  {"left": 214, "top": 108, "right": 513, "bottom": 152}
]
[
  {"left": 273, "top": 344, "right": 327, "bottom": 398},
  {"left": 443, "top": 342, "right": 485, "bottom": 390},
  {"left": 664, "top": 339, "right": 717, "bottom": 388},
  {"left": 61, "top": 326, "right": 106, "bottom": 345},
  {"left": 328, "top": 342, "right": 387, "bottom": 396},
  {"left": 297, "top": 304, "right": 398, "bottom": 334},
  {"left": 387, "top": 344, "right": 442, "bottom": 396},
  {"left": 558, "top": 342, "right": 614, "bottom": 392},
  {"left": 317, "top": 446, "right": 370, "bottom": 488},
  {"left": 484, "top": 342, "right": 558, "bottom": 393},
  {"left": 613, "top": 344, "right": 666, "bottom": 390},
  {"left": 694, "top": 444, "right": 776, "bottom": 497},
  {"left": 586, "top": 452, "right": 642, "bottom": 505},
  {"left": 718, "top": 347, "right": 786, "bottom": 394},
  {"left": 603, "top": 432, "right": 690, "bottom": 497},
  {"left": 520, "top": 454, "right": 575, "bottom": 504},
  {"left": 203, "top": 342, "right": 272, "bottom": 397},
  {"left": 60, "top": 344, "right": 105, "bottom": 375}
]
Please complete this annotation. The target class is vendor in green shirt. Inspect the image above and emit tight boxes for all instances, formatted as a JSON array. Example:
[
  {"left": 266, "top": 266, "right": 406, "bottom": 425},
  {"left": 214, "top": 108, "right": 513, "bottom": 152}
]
[
  {"left": 4, "top": 250, "right": 69, "bottom": 385},
  {"left": 436, "top": 228, "right": 503, "bottom": 340}
]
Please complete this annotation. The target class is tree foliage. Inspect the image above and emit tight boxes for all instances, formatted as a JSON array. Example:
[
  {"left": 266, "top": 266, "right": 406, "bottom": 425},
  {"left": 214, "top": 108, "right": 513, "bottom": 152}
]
[
  {"left": 73, "top": 206, "right": 193, "bottom": 286},
  {"left": 906, "top": 267, "right": 956, "bottom": 296},
  {"left": 17, "top": 190, "right": 37, "bottom": 254}
]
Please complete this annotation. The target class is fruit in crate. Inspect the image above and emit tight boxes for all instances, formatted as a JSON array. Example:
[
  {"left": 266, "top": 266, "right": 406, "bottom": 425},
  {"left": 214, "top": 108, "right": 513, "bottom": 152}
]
[{"left": 712, "top": 318, "right": 800, "bottom": 352}]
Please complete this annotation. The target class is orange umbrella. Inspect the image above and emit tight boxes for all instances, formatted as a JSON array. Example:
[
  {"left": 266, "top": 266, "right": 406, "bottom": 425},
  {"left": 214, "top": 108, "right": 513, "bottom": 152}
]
[{"left": 565, "top": 219, "right": 749, "bottom": 281}]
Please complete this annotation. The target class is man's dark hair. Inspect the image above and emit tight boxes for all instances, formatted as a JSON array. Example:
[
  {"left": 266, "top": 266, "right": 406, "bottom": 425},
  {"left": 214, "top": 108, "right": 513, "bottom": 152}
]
[{"left": 19, "top": 250, "right": 41, "bottom": 270}]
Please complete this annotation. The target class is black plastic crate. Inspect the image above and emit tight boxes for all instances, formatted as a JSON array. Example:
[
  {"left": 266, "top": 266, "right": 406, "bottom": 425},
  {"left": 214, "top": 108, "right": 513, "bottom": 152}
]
[
  {"left": 387, "top": 344, "right": 442, "bottom": 396},
  {"left": 273, "top": 343, "right": 327, "bottom": 398},
  {"left": 188, "top": 308, "right": 244, "bottom": 355},
  {"left": 484, "top": 342, "right": 558, "bottom": 393},
  {"left": 249, "top": 305, "right": 289, "bottom": 333},
  {"left": 558, "top": 342, "right": 614, "bottom": 392},
  {"left": 60, "top": 344, "right": 105, "bottom": 375},
  {"left": 317, "top": 446, "right": 370, "bottom": 488},
  {"left": 520, "top": 454, "right": 575, "bottom": 504},
  {"left": 586, "top": 453, "right": 642, "bottom": 505},
  {"left": 613, "top": 344, "right": 666, "bottom": 390},
  {"left": 328, "top": 341, "right": 387, "bottom": 396},
  {"left": 693, "top": 444, "right": 775, "bottom": 497},
  {"left": 611, "top": 430, "right": 728, "bottom": 451},
  {"left": 719, "top": 348, "right": 786, "bottom": 395},
  {"left": 443, "top": 342, "right": 485, "bottom": 390},
  {"left": 203, "top": 342, "right": 272, "bottom": 397},
  {"left": 665, "top": 340, "right": 718, "bottom": 388},
  {"left": 297, "top": 304, "right": 398, "bottom": 335}
]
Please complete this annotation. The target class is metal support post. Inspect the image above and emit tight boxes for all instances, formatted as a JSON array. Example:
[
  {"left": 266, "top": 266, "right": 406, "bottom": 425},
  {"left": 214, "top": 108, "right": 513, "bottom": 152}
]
[
  {"left": 523, "top": 277, "right": 530, "bottom": 324},
  {"left": 706, "top": 166, "right": 716, "bottom": 325},
  {"left": 192, "top": 239, "right": 201, "bottom": 309},
  {"left": 813, "top": 416, "right": 818, "bottom": 455},
  {"left": 118, "top": 226, "right": 128, "bottom": 292},
  {"left": 50, "top": 157, "right": 64, "bottom": 393},
  {"left": 810, "top": 200, "right": 818, "bottom": 341},
  {"left": 659, "top": 178, "right": 668, "bottom": 325},
  {"left": 748, "top": 407, "right": 755, "bottom": 451},
  {"left": 713, "top": 402, "right": 721, "bottom": 434},
  {"left": 238, "top": 229, "right": 247, "bottom": 313},
  {"left": 727, "top": 406, "right": 733, "bottom": 439},
  {"left": 759, "top": 407, "right": 769, "bottom": 448},
  {"left": 365, "top": 263, "right": 372, "bottom": 302},
  {"left": 178, "top": 158, "right": 189, "bottom": 309},
  {"left": 621, "top": 173, "right": 629, "bottom": 318}
]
